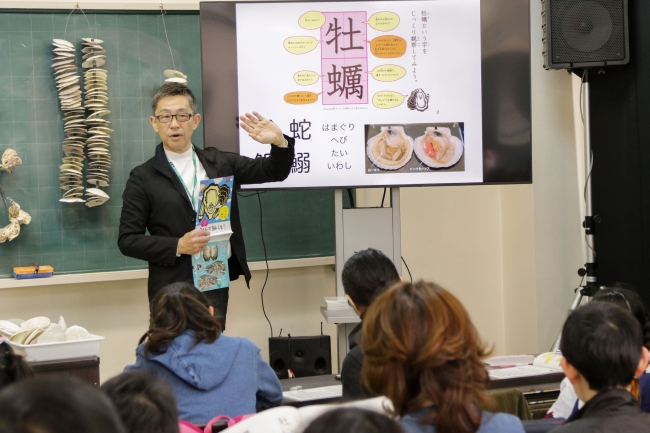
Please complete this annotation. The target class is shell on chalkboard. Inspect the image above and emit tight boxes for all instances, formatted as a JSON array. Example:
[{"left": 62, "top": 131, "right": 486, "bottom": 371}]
[{"left": 0, "top": 149, "right": 22, "bottom": 173}]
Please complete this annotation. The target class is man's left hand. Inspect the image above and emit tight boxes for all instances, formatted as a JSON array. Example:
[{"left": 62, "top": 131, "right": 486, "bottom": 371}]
[{"left": 239, "top": 111, "right": 286, "bottom": 147}]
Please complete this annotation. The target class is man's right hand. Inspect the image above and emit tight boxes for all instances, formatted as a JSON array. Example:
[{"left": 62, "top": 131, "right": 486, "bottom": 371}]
[{"left": 177, "top": 228, "right": 210, "bottom": 255}]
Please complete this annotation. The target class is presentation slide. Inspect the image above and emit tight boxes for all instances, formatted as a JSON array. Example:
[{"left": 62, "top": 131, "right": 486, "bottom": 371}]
[{"left": 235, "top": 0, "right": 482, "bottom": 189}]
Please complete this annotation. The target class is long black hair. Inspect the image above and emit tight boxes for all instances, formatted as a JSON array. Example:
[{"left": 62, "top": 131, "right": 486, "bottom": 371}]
[
  {"left": 140, "top": 282, "right": 222, "bottom": 356},
  {"left": 0, "top": 339, "right": 34, "bottom": 390}
]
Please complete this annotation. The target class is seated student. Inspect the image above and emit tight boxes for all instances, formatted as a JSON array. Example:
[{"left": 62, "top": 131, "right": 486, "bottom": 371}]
[
  {"left": 101, "top": 370, "right": 179, "bottom": 433},
  {"left": 0, "top": 375, "right": 126, "bottom": 433},
  {"left": 124, "top": 282, "right": 282, "bottom": 424},
  {"left": 547, "top": 286, "right": 650, "bottom": 418},
  {"left": 341, "top": 248, "right": 400, "bottom": 400},
  {"left": 361, "top": 281, "right": 525, "bottom": 433},
  {"left": 0, "top": 337, "right": 34, "bottom": 390},
  {"left": 549, "top": 302, "right": 650, "bottom": 433},
  {"left": 303, "top": 408, "right": 404, "bottom": 433}
]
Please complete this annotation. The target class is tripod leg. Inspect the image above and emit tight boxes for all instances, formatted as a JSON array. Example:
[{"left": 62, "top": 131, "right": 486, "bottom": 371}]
[{"left": 550, "top": 289, "right": 583, "bottom": 352}]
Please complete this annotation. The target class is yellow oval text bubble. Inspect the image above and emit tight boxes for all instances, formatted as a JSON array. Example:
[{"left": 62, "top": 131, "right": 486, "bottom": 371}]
[
  {"left": 284, "top": 36, "right": 319, "bottom": 55},
  {"left": 372, "top": 91, "right": 405, "bottom": 109},
  {"left": 299, "top": 11, "right": 326, "bottom": 30},
  {"left": 368, "top": 12, "right": 400, "bottom": 32},
  {"left": 369, "top": 35, "right": 407, "bottom": 58},
  {"left": 370, "top": 65, "right": 406, "bottom": 82},
  {"left": 284, "top": 91, "right": 320, "bottom": 105},
  {"left": 293, "top": 70, "right": 320, "bottom": 86}
]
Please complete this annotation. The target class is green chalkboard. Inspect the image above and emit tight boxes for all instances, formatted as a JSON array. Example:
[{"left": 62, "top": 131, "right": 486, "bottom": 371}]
[{"left": 0, "top": 11, "right": 335, "bottom": 277}]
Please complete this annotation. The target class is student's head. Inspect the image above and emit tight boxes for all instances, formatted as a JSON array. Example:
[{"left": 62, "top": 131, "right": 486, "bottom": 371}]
[
  {"left": 150, "top": 83, "right": 201, "bottom": 153},
  {"left": 101, "top": 371, "right": 179, "bottom": 433},
  {"left": 362, "top": 281, "right": 491, "bottom": 433},
  {"left": 0, "top": 375, "right": 125, "bottom": 433},
  {"left": 560, "top": 302, "right": 649, "bottom": 394},
  {"left": 302, "top": 408, "right": 403, "bottom": 433},
  {"left": 144, "top": 282, "right": 222, "bottom": 356},
  {"left": 593, "top": 285, "right": 649, "bottom": 334},
  {"left": 341, "top": 248, "right": 400, "bottom": 314},
  {"left": 0, "top": 339, "right": 34, "bottom": 389}
]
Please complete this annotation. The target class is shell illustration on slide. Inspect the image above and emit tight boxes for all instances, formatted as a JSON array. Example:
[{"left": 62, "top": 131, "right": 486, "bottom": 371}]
[
  {"left": 413, "top": 126, "right": 464, "bottom": 168},
  {"left": 366, "top": 126, "right": 413, "bottom": 170}
]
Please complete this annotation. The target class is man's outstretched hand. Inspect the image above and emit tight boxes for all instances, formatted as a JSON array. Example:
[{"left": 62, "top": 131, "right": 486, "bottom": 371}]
[{"left": 239, "top": 111, "right": 286, "bottom": 147}]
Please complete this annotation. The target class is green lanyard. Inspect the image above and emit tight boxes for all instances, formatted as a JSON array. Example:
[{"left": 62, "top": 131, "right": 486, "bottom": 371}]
[{"left": 168, "top": 149, "right": 198, "bottom": 209}]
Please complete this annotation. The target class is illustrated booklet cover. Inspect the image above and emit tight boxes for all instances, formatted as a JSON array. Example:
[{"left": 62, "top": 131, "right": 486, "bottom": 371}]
[{"left": 192, "top": 176, "right": 234, "bottom": 292}]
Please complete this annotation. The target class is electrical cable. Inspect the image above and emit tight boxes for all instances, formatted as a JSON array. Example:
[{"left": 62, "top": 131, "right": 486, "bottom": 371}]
[
  {"left": 380, "top": 188, "right": 387, "bottom": 207},
  {"left": 256, "top": 191, "right": 273, "bottom": 337},
  {"left": 347, "top": 189, "right": 355, "bottom": 208},
  {"left": 401, "top": 256, "right": 413, "bottom": 281}
]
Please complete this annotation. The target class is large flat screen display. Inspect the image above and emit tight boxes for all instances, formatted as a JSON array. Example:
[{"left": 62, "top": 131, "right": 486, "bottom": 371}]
[{"left": 200, "top": 0, "right": 531, "bottom": 189}]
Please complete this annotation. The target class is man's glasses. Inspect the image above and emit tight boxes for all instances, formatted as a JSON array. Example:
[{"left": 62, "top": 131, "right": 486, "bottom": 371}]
[{"left": 155, "top": 113, "right": 193, "bottom": 123}]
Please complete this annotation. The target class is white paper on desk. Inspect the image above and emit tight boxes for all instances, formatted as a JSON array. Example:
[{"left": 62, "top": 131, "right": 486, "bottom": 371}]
[
  {"left": 220, "top": 396, "right": 392, "bottom": 433},
  {"left": 282, "top": 385, "right": 343, "bottom": 402},
  {"left": 489, "top": 365, "right": 561, "bottom": 380}
]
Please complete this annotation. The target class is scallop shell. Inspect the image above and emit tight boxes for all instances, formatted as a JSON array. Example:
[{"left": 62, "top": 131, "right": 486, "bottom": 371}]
[
  {"left": 210, "top": 244, "right": 218, "bottom": 261},
  {"left": 413, "top": 127, "right": 464, "bottom": 168},
  {"left": 58, "top": 316, "right": 67, "bottom": 333},
  {"left": 0, "top": 149, "right": 22, "bottom": 173},
  {"left": 366, "top": 126, "right": 413, "bottom": 171},
  {"left": 25, "top": 328, "right": 45, "bottom": 344},
  {"left": 21, "top": 316, "right": 50, "bottom": 331},
  {"left": 35, "top": 324, "right": 65, "bottom": 344},
  {"left": 0, "top": 320, "right": 21, "bottom": 338},
  {"left": 65, "top": 325, "right": 90, "bottom": 341},
  {"left": 9, "top": 329, "right": 31, "bottom": 344}
]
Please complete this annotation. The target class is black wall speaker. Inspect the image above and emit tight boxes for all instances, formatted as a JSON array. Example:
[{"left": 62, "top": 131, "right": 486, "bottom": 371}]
[
  {"left": 542, "top": 0, "right": 629, "bottom": 69},
  {"left": 269, "top": 335, "right": 332, "bottom": 379}
]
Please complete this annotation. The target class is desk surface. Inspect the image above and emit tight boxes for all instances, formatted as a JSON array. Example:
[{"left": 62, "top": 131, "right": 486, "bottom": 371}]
[{"left": 280, "top": 370, "right": 565, "bottom": 406}]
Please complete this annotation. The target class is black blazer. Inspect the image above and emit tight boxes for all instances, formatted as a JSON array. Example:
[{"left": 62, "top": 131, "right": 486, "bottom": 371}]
[{"left": 118, "top": 138, "right": 295, "bottom": 301}]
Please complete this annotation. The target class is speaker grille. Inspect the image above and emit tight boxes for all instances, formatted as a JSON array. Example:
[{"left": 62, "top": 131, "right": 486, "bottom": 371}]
[{"left": 547, "top": 0, "right": 627, "bottom": 67}]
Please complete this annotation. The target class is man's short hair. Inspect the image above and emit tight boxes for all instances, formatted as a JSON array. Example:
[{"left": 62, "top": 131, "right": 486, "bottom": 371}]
[
  {"left": 151, "top": 82, "right": 197, "bottom": 114},
  {"left": 101, "top": 371, "right": 178, "bottom": 433},
  {"left": 0, "top": 375, "right": 126, "bottom": 433},
  {"left": 560, "top": 302, "right": 643, "bottom": 391},
  {"left": 341, "top": 248, "right": 400, "bottom": 308}
]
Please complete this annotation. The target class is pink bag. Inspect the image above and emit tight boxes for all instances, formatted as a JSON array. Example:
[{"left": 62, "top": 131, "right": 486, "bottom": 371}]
[
  {"left": 203, "top": 414, "right": 254, "bottom": 432},
  {"left": 178, "top": 420, "right": 202, "bottom": 433}
]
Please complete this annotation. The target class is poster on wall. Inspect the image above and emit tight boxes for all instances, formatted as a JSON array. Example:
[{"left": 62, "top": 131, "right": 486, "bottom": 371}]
[{"left": 235, "top": 0, "right": 482, "bottom": 189}]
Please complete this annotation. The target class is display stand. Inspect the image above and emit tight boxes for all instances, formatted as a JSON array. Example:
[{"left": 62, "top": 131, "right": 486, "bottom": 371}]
[
  {"left": 321, "top": 188, "right": 402, "bottom": 370},
  {"left": 550, "top": 70, "right": 600, "bottom": 352}
]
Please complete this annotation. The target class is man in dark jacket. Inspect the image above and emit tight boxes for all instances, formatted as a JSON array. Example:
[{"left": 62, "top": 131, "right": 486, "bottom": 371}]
[
  {"left": 549, "top": 302, "right": 650, "bottom": 433},
  {"left": 340, "top": 248, "right": 400, "bottom": 401},
  {"left": 118, "top": 83, "right": 294, "bottom": 324}
]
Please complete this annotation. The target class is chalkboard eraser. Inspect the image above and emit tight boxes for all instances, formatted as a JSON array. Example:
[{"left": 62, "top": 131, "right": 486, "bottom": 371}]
[{"left": 12, "top": 265, "right": 54, "bottom": 279}]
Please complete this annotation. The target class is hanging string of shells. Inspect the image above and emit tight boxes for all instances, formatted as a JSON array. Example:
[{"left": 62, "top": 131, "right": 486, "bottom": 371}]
[
  {"left": 81, "top": 38, "right": 111, "bottom": 207},
  {"left": 51, "top": 37, "right": 111, "bottom": 207},
  {"left": 52, "top": 38, "right": 86, "bottom": 204}
]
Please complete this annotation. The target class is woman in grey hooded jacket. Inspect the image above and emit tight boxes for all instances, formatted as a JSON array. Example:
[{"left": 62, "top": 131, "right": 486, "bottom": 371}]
[{"left": 124, "top": 282, "right": 282, "bottom": 424}]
